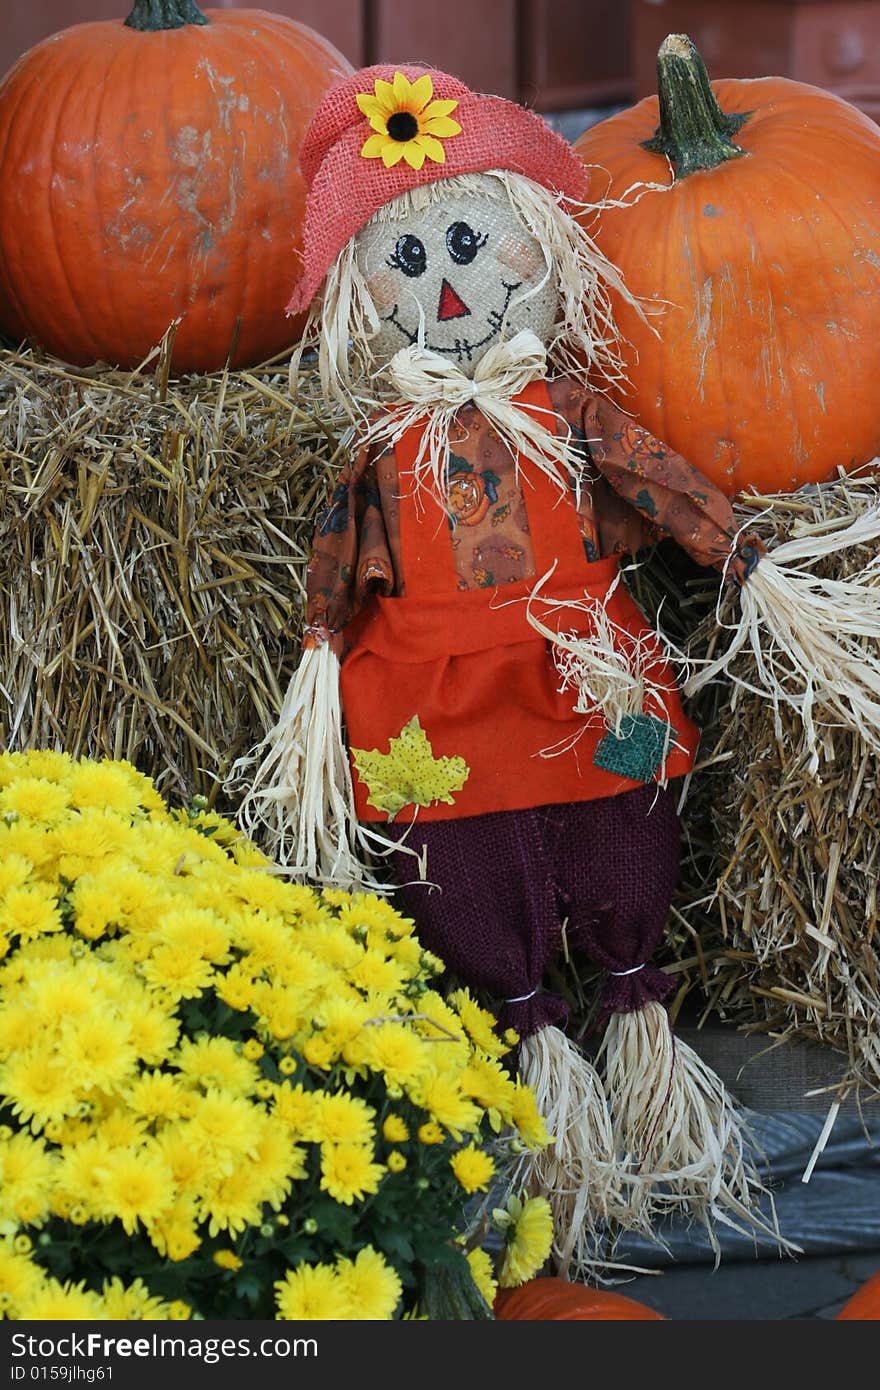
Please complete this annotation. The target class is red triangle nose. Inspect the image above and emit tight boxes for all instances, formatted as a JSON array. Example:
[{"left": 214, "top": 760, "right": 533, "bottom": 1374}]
[{"left": 437, "top": 278, "right": 471, "bottom": 322}]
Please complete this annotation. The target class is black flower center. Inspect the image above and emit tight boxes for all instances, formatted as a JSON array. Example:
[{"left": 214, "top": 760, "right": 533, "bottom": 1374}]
[{"left": 386, "top": 111, "right": 419, "bottom": 142}]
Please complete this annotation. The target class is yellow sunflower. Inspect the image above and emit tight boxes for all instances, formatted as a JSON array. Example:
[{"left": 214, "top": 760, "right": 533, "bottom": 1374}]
[{"left": 357, "top": 72, "right": 461, "bottom": 170}]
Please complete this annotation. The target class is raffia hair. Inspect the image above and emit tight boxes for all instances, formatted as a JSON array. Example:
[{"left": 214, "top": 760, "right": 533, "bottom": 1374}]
[{"left": 290, "top": 169, "right": 646, "bottom": 420}]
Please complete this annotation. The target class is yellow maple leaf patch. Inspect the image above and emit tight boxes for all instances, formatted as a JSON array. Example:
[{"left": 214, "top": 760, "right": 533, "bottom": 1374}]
[{"left": 351, "top": 716, "right": 470, "bottom": 819}]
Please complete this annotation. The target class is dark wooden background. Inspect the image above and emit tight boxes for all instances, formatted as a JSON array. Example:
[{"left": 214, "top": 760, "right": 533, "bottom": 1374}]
[{"left": 2, "top": 1, "right": 878, "bottom": 120}]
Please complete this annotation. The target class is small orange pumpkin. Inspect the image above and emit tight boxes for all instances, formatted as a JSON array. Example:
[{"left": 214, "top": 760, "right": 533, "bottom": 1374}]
[
  {"left": 837, "top": 1271, "right": 880, "bottom": 1319},
  {"left": 494, "top": 1277, "right": 665, "bottom": 1320},
  {"left": 0, "top": 2, "right": 352, "bottom": 372},
  {"left": 573, "top": 33, "right": 880, "bottom": 497}
]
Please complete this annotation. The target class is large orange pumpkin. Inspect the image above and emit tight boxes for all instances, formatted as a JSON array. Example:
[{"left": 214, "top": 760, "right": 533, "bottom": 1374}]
[
  {"left": 494, "top": 1277, "right": 665, "bottom": 1320},
  {"left": 837, "top": 1271, "right": 880, "bottom": 1319},
  {"left": 573, "top": 33, "right": 880, "bottom": 497},
  {"left": 0, "top": 2, "right": 352, "bottom": 372}
]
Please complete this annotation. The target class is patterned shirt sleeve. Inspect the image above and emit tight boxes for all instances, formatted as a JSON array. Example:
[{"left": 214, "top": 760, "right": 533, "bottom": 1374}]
[
  {"left": 585, "top": 395, "right": 749, "bottom": 573},
  {"left": 303, "top": 440, "right": 395, "bottom": 650}
]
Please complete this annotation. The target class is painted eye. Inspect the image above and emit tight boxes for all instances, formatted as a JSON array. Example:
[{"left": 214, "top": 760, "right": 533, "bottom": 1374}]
[
  {"left": 446, "top": 222, "right": 487, "bottom": 265},
  {"left": 389, "top": 234, "right": 427, "bottom": 278}
]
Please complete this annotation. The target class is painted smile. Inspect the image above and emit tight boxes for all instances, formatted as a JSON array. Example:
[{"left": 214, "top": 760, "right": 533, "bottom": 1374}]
[{"left": 383, "top": 280, "right": 522, "bottom": 363}]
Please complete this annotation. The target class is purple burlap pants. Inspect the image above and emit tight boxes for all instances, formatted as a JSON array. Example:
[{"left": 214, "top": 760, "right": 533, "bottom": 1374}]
[{"left": 386, "top": 784, "right": 680, "bottom": 1039}]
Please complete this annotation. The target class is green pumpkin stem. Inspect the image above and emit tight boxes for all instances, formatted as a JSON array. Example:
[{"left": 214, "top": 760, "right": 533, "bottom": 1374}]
[
  {"left": 642, "top": 33, "right": 750, "bottom": 177},
  {"left": 124, "top": 0, "right": 209, "bottom": 30}
]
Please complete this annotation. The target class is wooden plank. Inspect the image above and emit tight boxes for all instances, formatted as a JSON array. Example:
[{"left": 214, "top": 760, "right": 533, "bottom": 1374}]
[
  {"left": 520, "top": 0, "right": 634, "bottom": 111},
  {"left": 371, "top": 0, "right": 518, "bottom": 98}
]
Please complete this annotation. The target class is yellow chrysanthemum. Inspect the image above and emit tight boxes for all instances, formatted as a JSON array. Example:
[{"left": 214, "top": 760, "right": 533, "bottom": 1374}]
[
  {"left": 252, "top": 988, "right": 310, "bottom": 1045},
  {"left": 498, "top": 1196, "right": 554, "bottom": 1288},
  {"left": 417, "top": 990, "right": 468, "bottom": 1048},
  {"left": 407, "top": 1070, "right": 482, "bottom": 1139},
  {"left": 235, "top": 915, "right": 295, "bottom": 973},
  {"left": 450, "top": 1143, "right": 495, "bottom": 1194},
  {"left": 459, "top": 1055, "right": 519, "bottom": 1130},
  {"left": 200, "top": 1170, "right": 268, "bottom": 1238},
  {"left": 223, "top": 828, "right": 266, "bottom": 866},
  {"left": 320, "top": 888, "right": 352, "bottom": 909},
  {"left": 0, "top": 1047, "right": 80, "bottom": 1128},
  {"left": 0, "top": 852, "right": 33, "bottom": 897},
  {"left": 357, "top": 71, "right": 461, "bottom": 171},
  {"left": 0, "top": 823, "right": 54, "bottom": 877},
  {"left": 187, "top": 1091, "right": 262, "bottom": 1160},
  {"left": 297, "top": 923, "right": 363, "bottom": 971},
  {"left": 0, "top": 777, "right": 71, "bottom": 826},
  {"left": 510, "top": 1080, "right": 553, "bottom": 1150},
  {"left": 49, "top": 808, "right": 130, "bottom": 878},
  {"left": 386, "top": 1150, "right": 407, "bottom": 1173},
  {"left": 272, "top": 1082, "right": 317, "bottom": 1138},
  {"left": 151, "top": 1125, "right": 206, "bottom": 1194},
  {"left": 16, "top": 1278, "right": 105, "bottom": 1321},
  {"left": 214, "top": 963, "right": 256, "bottom": 1013},
  {"left": 213, "top": 1249, "right": 244, "bottom": 1272},
  {"left": 124, "top": 1070, "right": 189, "bottom": 1122},
  {"left": 302, "top": 1032, "right": 339, "bottom": 1071},
  {"left": 93, "top": 1146, "right": 175, "bottom": 1235},
  {"left": 382, "top": 1113, "right": 409, "bottom": 1143},
  {"left": 310, "top": 1091, "right": 376, "bottom": 1147},
  {"left": 1, "top": 884, "right": 63, "bottom": 942},
  {"left": 248, "top": 1121, "right": 306, "bottom": 1204},
  {"left": 320, "top": 1143, "right": 385, "bottom": 1206},
  {"left": 0, "top": 1239, "right": 44, "bottom": 1316},
  {"left": 54, "top": 1137, "right": 115, "bottom": 1216},
  {"left": 127, "top": 1003, "right": 179, "bottom": 1065},
  {"left": 146, "top": 1198, "right": 202, "bottom": 1262},
  {"left": 230, "top": 868, "right": 297, "bottom": 917},
  {"left": 1, "top": 749, "right": 72, "bottom": 785},
  {"left": 274, "top": 1263, "right": 350, "bottom": 1321},
  {"left": 335, "top": 1247, "right": 403, "bottom": 1320},
  {"left": 92, "top": 1111, "right": 148, "bottom": 1150},
  {"left": 140, "top": 941, "right": 216, "bottom": 999},
  {"left": 362, "top": 1023, "right": 428, "bottom": 1089},
  {"left": 348, "top": 949, "right": 409, "bottom": 997},
  {"left": 100, "top": 1275, "right": 170, "bottom": 1320},
  {"left": 466, "top": 1247, "right": 498, "bottom": 1310},
  {"left": 69, "top": 876, "right": 122, "bottom": 940},
  {"left": 0, "top": 1004, "right": 40, "bottom": 1058},
  {"left": 417, "top": 1121, "right": 444, "bottom": 1145},
  {"left": 174, "top": 1036, "right": 258, "bottom": 1096},
  {"left": 335, "top": 891, "right": 412, "bottom": 933},
  {"left": 57, "top": 1014, "right": 138, "bottom": 1092},
  {"left": 155, "top": 906, "right": 232, "bottom": 964},
  {"left": 67, "top": 761, "right": 145, "bottom": 818},
  {"left": 449, "top": 989, "right": 510, "bottom": 1059}
]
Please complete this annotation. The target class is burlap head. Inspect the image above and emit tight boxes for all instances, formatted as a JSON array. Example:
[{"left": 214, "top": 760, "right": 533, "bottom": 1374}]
[{"left": 287, "top": 64, "right": 590, "bottom": 316}]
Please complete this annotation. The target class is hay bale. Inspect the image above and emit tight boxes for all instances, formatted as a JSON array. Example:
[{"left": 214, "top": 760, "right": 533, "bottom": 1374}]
[
  {"left": 656, "top": 472, "right": 880, "bottom": 1100},
  {"left": 0, "top": 336, "right": 348, "bottom": 810}
]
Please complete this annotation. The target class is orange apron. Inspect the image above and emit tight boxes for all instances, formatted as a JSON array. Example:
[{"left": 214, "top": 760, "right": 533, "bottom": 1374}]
[{"left": 340, "top": 381, "right": 699, "bottom": 823}]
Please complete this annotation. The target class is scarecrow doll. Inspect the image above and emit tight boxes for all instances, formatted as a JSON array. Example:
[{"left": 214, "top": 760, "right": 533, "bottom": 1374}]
[{"left": 234, "top": 63, "right": 855, "bottom": 1277}]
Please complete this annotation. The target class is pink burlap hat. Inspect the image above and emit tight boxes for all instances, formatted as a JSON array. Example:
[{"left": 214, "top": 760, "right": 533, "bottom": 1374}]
[{"left": 286, "top": 63, "right": 590, "bottom": 315}]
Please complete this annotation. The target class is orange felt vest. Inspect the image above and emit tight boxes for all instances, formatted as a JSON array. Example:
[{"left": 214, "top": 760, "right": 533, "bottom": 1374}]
[{"left": 340, "top": 381, "right": 699, "bottom": 822}]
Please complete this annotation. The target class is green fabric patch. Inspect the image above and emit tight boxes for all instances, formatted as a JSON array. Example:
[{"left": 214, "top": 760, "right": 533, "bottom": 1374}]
[{"left": 593, "top": 714, "right": 677, "bottom": 783}]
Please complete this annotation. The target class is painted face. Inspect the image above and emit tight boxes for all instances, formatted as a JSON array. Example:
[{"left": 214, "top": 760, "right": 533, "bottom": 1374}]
[{"left": 354, "top": 186, "right": 559, "bottom": 376}]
